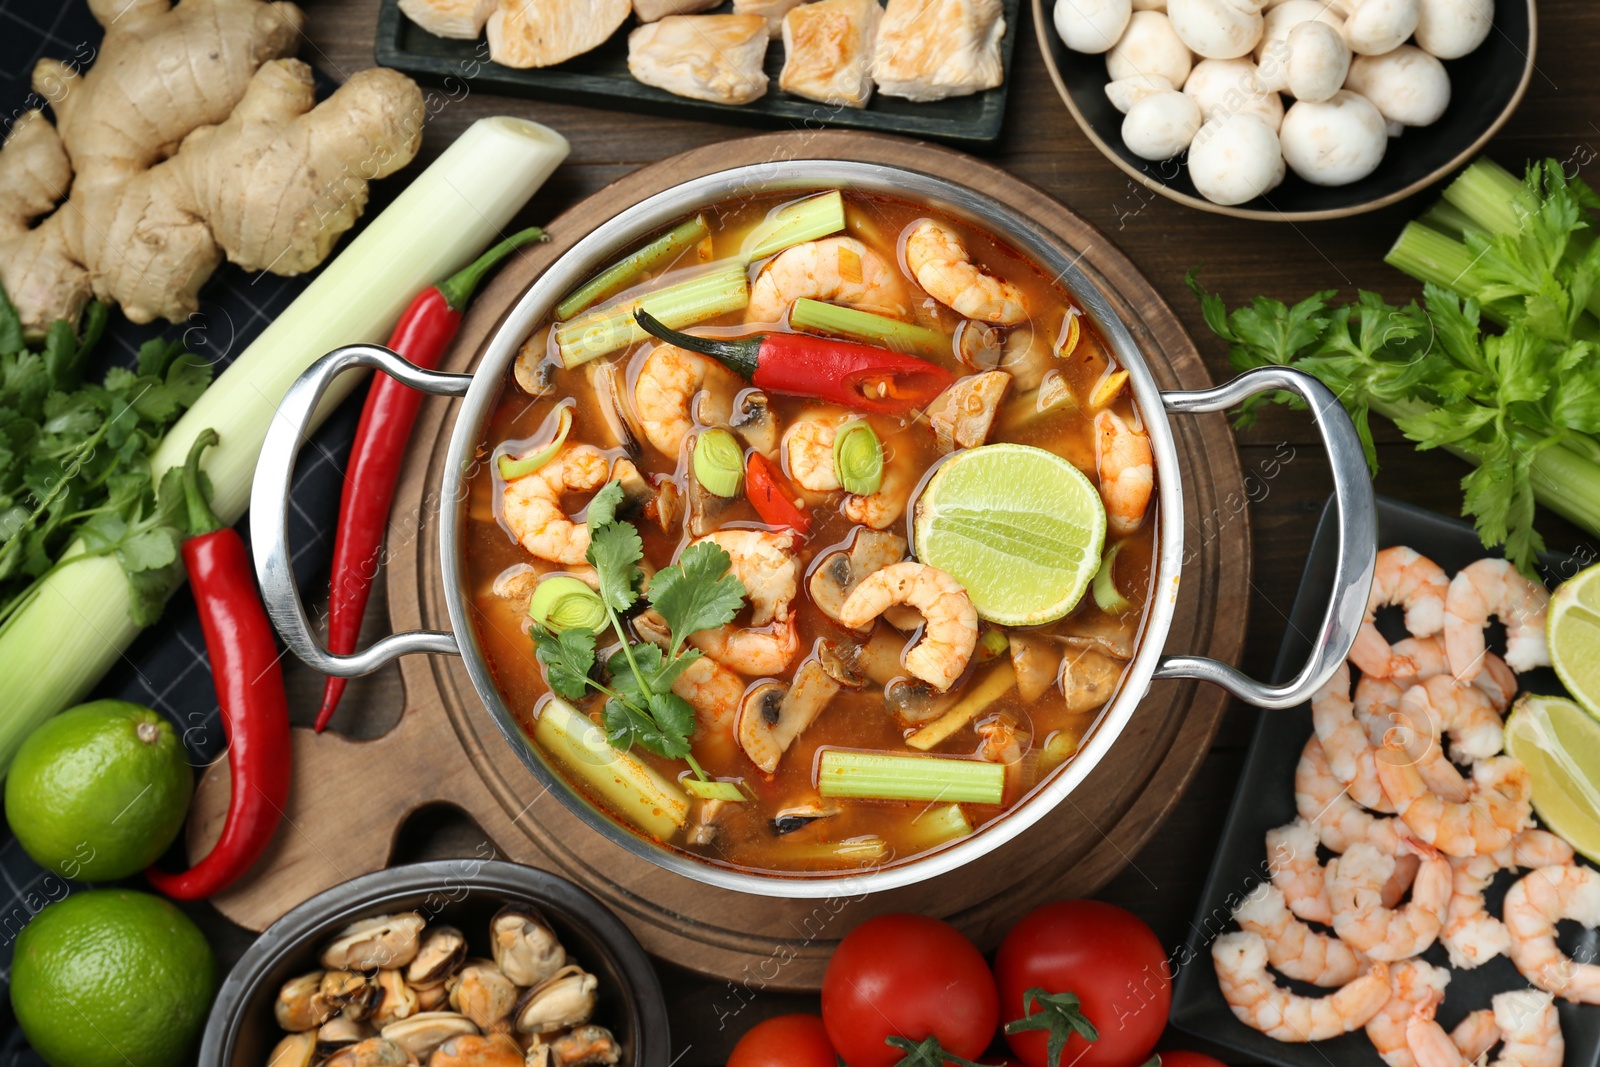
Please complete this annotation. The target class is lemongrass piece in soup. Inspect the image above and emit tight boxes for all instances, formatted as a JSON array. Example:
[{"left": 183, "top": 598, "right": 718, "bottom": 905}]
[
  {"left": 907, "top": 803, "right": 975, "bottom": 847},
  {"left": 784, "top": 836, "right": 888, "bottom": 862},
  {"left": 788, "top": 298, "right": 948, "bottom": 358},
  {"left": 534, "top": 698, "right": 689, "bottom": 838},
  {"left": 528, "top": 576, "right": 606, "bottom": 633},
  {"left": 833, "top": 421, "right": 883, "bottom": 495},
  {"left": 1093, "top": 541, "right": 1133, "bottom": 614},
  {"left": 694, "top": 428, "right": 745, "bottom": 497},
  {"left": 742, "top": 191, "right": 846, "bottom": 260},
  {"left": 556, "top": 215, "right": 710, "bottom": 320},
  {"left": 498, "top": 405, "right": 573, "bottom": 480},
  {"left": 818, "top": 750, "right": 1005, "bottom": 805},
  {"left": 555, "top": 263, "right": 749, "bottom": 368},
  {"left": 906, "top": 662, "right": 1018, "bottom": 751},
  {"left": 682, "top": 777, "right": 748, "bottom": 801}
]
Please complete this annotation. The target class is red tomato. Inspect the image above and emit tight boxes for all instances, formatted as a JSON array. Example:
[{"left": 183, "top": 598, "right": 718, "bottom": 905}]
[
  {"left": 1151, "top": 1053, "right": 1228, "bottom": 1067},
  {"left": 821, "top": 914, "right": 999, "bottom": 1067},
  {"left": 728, "top": 1014, "right": 837, "bottom": 1067},
  {"left": 995, "top": 900, "right": 1171, "bottom": 1067}
]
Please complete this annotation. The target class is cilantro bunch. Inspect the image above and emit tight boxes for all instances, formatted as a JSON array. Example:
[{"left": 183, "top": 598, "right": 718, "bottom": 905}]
[
  {"left": 531, "top": 481, "right": 747, "bottom": 776},
  {"left": 0, "top": 290, "right": 213, "bottom": 630}
]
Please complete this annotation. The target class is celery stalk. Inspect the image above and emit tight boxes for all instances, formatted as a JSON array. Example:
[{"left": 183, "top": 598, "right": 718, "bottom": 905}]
[
  {"left": 1441, "top": 157, "right": 1538, "bottom": 237},
  {"left": 1383, "top": 223, "right": 1497, "bottom": 311},
  {"left": 0, "top": 117, "right": 571, "bottom": 776},
  {"left": 534, "top": 698, "right": 689, "bottom": 838},
  {"left": 556, "top": 215, "right": 710, "bottom": 321},
  {"left": 818, "top": 750, "right": 1005, "bottom": 805},
  {"left": 555, "top": 264, "right": 748, "bottom": 368},
  {"left": 789, "top": 298, "right": 950, "bottom": 358},
  {"left": 742, "top": 192, "right": 846, "bottom": 261},
  {"left": 1417, "top": 198, "right": 1477, "bottom": 240}
]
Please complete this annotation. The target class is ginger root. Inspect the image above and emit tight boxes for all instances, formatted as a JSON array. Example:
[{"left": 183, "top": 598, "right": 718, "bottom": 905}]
[{"left": 0, "top": 0, "right": 425, "bottom": 334}]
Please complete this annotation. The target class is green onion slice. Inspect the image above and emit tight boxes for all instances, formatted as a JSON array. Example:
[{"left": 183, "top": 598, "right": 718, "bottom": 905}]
[
  {"left": 1092, "top": 541, "right": 1132, "bottom": 615},
  {"left": 528, "top": 575, "right": 606, "bottom": 633},
  {"left": 833, "top": 421, "right": 883, "bottom": 496},
  {"left": 498, "top": 405, "right": 572, "bottom": 481},
  {"left": 694, "top": 429, "right": 744, "bottom": 498},
  {"left": 683, "top": 777, "right": 748, "bottom": 801}
]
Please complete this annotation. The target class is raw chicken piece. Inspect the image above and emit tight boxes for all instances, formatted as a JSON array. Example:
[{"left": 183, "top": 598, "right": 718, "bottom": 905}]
[
  {"left": 487, "top": 0, "right": 630, "bottom": 68},
  {"left": 871, "top": 0, "right": 1007, "bottom": 102},
  {"left": 400, "top": 0, "right": 497, "bottom": 38},
  {"left": 734, "top": 0, "right": 805, "bottom": 36},
  {"left": 628, "top": 14, "right": 771, "bottom": 104},
  {"left": 634, "top": 0, "right": 721, "bottom": 21},
  {"left": 779, "top": 0, "right": 881, "bottom": 108}
]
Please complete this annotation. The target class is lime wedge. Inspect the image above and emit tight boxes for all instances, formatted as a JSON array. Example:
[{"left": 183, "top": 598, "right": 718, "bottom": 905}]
[
  {"left": 1548, "top": 563, "right": 1600, "bottom": 722},
  {"left": 912, "top": 443, "right": 1107, "bottom": 625},
  {"left": 1504, "top": 693, "right": 1600, "bottom": 864}
]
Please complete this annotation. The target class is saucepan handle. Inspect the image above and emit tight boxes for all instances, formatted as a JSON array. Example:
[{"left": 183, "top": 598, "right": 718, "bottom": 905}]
[
  {"left": 251, "top": 344, "right": 474, "bottom": 677},
  {"left": 1155, "top": 366, "right": 1376, "bottom": 709}
]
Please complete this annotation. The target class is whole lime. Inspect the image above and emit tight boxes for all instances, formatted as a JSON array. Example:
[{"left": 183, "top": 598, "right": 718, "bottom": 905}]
[
  {"left": 5, "top": 700, "right": 193, "bottom": 881},
  {"left": 11, "top": 889, "right": 217, "bottom": 1067}
]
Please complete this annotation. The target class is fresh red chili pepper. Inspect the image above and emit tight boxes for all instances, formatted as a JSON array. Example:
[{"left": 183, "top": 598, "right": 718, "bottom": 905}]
[
  {"left": 745, "top": 451, "right": 812, "bottom": 535},
  {"left": 145, "top": 431, "right": 291, "bottom": 901},
  {"left": 317, "top": 227, "right": 547, "bottom": 731},
  {"left": 634, "top": 309, "right": 953, "bottom": 415}
]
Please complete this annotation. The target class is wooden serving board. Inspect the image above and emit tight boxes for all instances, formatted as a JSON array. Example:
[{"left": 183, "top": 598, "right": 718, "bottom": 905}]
[{"left": 189, "top": 131, "right": 1250, "bottom": 990}]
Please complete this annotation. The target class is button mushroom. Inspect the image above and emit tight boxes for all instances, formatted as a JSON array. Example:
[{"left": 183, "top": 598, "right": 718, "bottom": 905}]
[
  {"left": 1061, "top": 647, "right": 1127, "bottom": 712},
  {"left": 735, "top": 660, "right": 841, "bottom": 773},
  {"left": 1341, "top": 0, "right": 1418, "bottom": 55},
  {"left": 1413, "top": 0, "right": 1491, "bottom": 59},
  {"left": 1106, "top": 11, "right": 1194, "bottom": 89},
  {"left": 1281, "top": 20, "right": 1350, "bottom": 101},
  {"left": 1344, "top": 45, "right": 1450, "bottom": 127},
  {"left": 808, "top": 529, "right": 907, "bottom": 622},
  {"left": 1279, "top": 89, "right": 1387, "bottom": 185},
  {"left": 1183, "top": 58, "right": 1283, "bottom": 129},
  {"left": 1187, "top": 114, "right": 1286, "bottom": 205},
  {"left": 1121, "top": 89, "right": 1203, "bottom": 160},
  {"left": 1104, "top": 72, "right": 1175, "bottom": 113},
  {"left": 1167, "top": 0, "right": 1265, "bottom": 60},
  {"left": 884, "top": 677, "right": 958, "bottom": 725},
  {"left": 1053, "top": 0, "right": 1132, "bottom": 53},
  {"left": 1009, "top": 633, "right": 1065, "bottom": 705},
  {"left": 928, "top": 370, "right": 1013, "bottom": 452},
  {"left": 1254, "top": 0, "right": 1343, "bottom": 77},
  {"left": 730, "top": 389, "right": 780, "bottom": 459}
]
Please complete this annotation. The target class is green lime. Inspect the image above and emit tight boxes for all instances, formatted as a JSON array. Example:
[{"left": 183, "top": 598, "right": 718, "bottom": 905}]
[
  {"left": 1504, "top": 693, "right": 1600, "bottom": 864},
  {"left": 1548, "top": 563, "right": 1600, "bottom": 722},
  {"left": 912, "top": 443, "right": 1107, "bottom": 625},
  {"left": 5, "top": 700, "right": 193, "bottom": 882},
  {"left": 11, "top": 889, "right": 216, "bottom": 1067}
]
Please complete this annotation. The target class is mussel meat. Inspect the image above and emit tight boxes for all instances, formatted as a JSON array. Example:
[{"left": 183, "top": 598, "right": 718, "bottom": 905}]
[
  {"left": 321, "top": 1037, "right": 412, "bottom": 1067},
  {"left": 407, "top": 925, "right": 468, "bottom": 987},
  {"left": 427, "top": 1033, "right": 523, "bottom": 1067},
  {"left": 447, "top": 960, "right": 519, "bottom": 1031},
  {"left": 380, "top": 1011, "right": 479, "bottom": 1057},
  {"left": 546, "top": 1026, "right": 622, "bottom": 1067},
  {"left": 316, "top": 1015, "right": 373, "bottom": 1051},
  {"left": 275, "top": 972, "right": 336, "bottom": 1032},
  {"left": 321, "top": 913, "right": 426, "bottom": 971},
  {"left": 488, "top": 905, "right": 565, "bottom": 987},
  {"left": 369, "top": 969, "right": 420, "bottom": 1028},
  {"left": 267, "top": 1031, "right": 318, "bottom": 1067},
  {"left": 513, "top": 965, "right": 597, "bottom": 1035}
]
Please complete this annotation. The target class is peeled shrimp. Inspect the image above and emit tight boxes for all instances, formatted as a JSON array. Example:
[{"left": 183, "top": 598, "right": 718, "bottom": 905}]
[
  {"left": 1267, "top": 819, "right": 1333, "bottom": 924},
  {"left": 902, "top": 218, "right": 1027, "bottom": 325},
  {"left": 1233, "top": 882, "right": 1366, "bottom": 986},
  {"left": 1212, "top": 931, "right": 1390, "bottom": 1042},
  {"left": 747, "top": 236, "right": 906, "bottom": 323},
  {"left": 1443, "top": 558, "right": 1550, "bottom": 680},
  {"left": 502, "top": 444, "right": 613, "bottom": 566},
  {"left": 693, "top": 530, "right": 800, "bottom": 626},
  {"left": 1375, "top": 739, "right": 1531, "bottom": 858},
  {"left": 634, "top": 612, "right": 742, "bottom": 761},
  {"left": 689, "top": 617, "right": 800, "bottom": 676},
  {"left": 1094, "top": 410, "right": 1154, "bottom": 537},
  {"left": 1329, "top": 840, "right": 1452, "bottom": 961},
  {"left": 1350, "top": 547, "right": 1449, "bottom": 678},
  {"left": 1406, "top": 989, "right": 1563, "bottom": 1067},
  {"left": 633, "top": 343, "right": 744, "bottom": 458},
  {"left": 1473, "top": 651, "right": 1519, "bottom": 712},
  {"left": 1314, "top": 663, "right": 1397, "bottom": 812},
  {"left": 1406, "top": 676, "right": 1503, "bottom": 787},
  {"left": 838, "top": 562, "right": 978, "bottom": 691},
  {"left": 1364, "top": 959, "right": 1451, "bottom": 1067},
  {"left": 1296, "top": 736, "right": 1413, "bottom": 856},
  {"left": 782, "top": 414, "right": 912, "bottom": 530},
  {"left": 1503, "top": 863, "right": 1600, "bottom": 1002},
  {"left": 1442, "top": 829, "right": 1574, "bottom": 970}
]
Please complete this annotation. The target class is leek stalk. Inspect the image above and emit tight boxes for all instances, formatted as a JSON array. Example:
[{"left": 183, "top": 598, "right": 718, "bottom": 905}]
[
  {"left": 683, "top": 777, "right": 747, "bottom": 801},
  {"left": 788, "top": 298, "right": 949, "bottom": 358},
  {"left": 555, "top": 214, "right": 710, "bottom": 321},
  {"left": 818, "top": 749, "right": 1006, "bottom": 805},
  {"left": 554, "top": 264, "right": 748, "bottom": 368},
  {"left": 0, "top": 117, "right": 571, "bottom": 775}
]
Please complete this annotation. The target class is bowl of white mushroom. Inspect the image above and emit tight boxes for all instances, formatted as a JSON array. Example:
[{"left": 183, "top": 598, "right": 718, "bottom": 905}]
[
  {"left": 198, "top": 860, "right": 671, "bottom": 1067},
  {"left": 1034, "top": 0, "right": 1535, "bottom": 219}
]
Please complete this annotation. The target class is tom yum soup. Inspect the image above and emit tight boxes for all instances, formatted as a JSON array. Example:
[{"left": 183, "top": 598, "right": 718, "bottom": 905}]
[{"left": 465, "top": 189, "right": 1158, "bottom": 874}]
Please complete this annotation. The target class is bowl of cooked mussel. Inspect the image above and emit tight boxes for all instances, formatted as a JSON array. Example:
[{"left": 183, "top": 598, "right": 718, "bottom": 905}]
[{"left": 199, "top": 860, "right": 670, "bottom": 1067}]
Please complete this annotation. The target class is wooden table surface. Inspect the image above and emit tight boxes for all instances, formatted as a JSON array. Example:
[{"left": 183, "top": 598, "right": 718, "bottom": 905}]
[{"left": 263, "top": 1, "right": 1600, "bottom": 1061}]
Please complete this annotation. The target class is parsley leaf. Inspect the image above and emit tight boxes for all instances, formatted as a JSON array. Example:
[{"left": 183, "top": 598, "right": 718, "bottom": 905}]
[
  {"left": 585, "top": 497, "right": 643, "bottom": 615},
  {"left": 600, "top": 692, "right": 695, "bottom": 759},
  {"left": 532, "top": 625, "right": 596, "bottom": 701},
  {"left": 647, "top": 540, "right": 746, "bottom": 654}
]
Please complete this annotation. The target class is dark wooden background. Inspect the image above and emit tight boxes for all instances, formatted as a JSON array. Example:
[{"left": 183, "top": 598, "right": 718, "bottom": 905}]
[{"left": 270, "top": 0, "right": 1600, "bottom": 1061}]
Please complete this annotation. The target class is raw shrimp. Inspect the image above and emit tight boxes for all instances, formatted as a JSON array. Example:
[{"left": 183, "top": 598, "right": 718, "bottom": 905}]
[
  {"left": 1349, "top": 547, "right": 1449, "bottom": 678},
  {"left": 1329, "top": 840, "right": 1452, "bottom": 961},
  {"left": 633, "top": 343, "right": 744, "bottom": 458},
  {"left": 1502, "top": 863, "right": 1600, "bottom": 1002},
  {"left": 1094, "top": 410, "right": 1154, "bottom": 537},
  {"left": 838, "top": 562, "right": 978, "bottom": 691},
  {"left": 502, "top": 444, "right": 613, "bottom": 566},
  {"left": 1441, "top": 829, "right": 1574, "bottom": 970},
  {"left": 1233, "top": 881, "right": 1367, "bottom": 986},
  {"left": 1376, "top": 735, "right": 1531, "bottom": 857},
  {"left": 747, "top": 236, "right": 907, "bottom": 323},
  {"left": 783, "top": 414, "right": 911, "bottom": 529},
  {"left": 1443, "top": 558, "right": 1550, "bottom": 681},
  {"left": 1267, "top": 819, "right": 1333, "bottom": 923},
  {"left": 902, "top": 218, "right": 1028, "bottom": 325},
  {"left": 1364, "top": 959, "right": 1451, "bottom": 1067},
  {"left": 1212, "top": 931, "right": 1390, "bottom": 1042},
  {"left": 1406, "top": 989, "right": 1563, "bottom": 1067},
  {"left": 1296, "top": 736, "right": 1413, "bottom": 856},
  {"left": 1314, "top": 663, "right": 1397, "bottom": 812},
  {"left": 693, "top": 530, "right": 800, "bottom": 626}
]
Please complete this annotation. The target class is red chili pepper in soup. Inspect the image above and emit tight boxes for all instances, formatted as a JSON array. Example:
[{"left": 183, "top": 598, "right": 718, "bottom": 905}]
[{"left": 634, "top": 309, "right": 953, "bottom": 415}]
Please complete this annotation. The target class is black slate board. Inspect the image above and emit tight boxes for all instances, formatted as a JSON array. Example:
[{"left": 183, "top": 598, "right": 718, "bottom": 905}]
[
  {"left": 373, "top": 0, "right": 1019, "bottom": 147},
  {"left": 1169, "top": 494, "right": 1600, "bottom": 1066}
]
